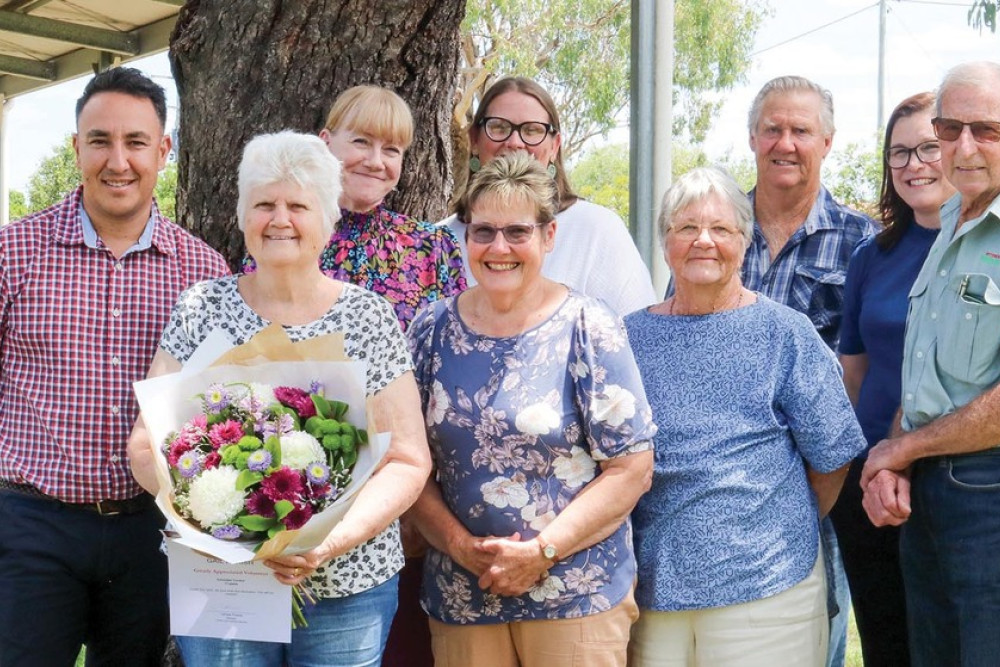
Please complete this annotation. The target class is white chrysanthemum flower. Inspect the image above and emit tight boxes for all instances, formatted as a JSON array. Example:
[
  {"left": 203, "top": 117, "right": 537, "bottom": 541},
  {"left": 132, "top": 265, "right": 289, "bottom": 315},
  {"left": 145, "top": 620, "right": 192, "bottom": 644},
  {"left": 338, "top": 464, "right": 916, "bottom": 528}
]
[
  {"left": 428, "top": 380, "right": 450, "bottom": 425},
  {"left": 515, "top": 403, "right": 561, "bottom": 436},
  {"left": 280, "top": 431, "right": 325, "bottom": 470},
  {"left": 480, "top": 476, "right": 529, "bottom": 509},
  {"left": 553, "top": 446, "right": 597, "bottom": 488},
  {"left": 520, "top": 503, "right": 557, "bottom": 531},
  {"left": 186, "top": 466, "right": 246, "bottom": 526},
  {"left": 592, "top": 384, "right": 637, "bottom": 427},
  {"left": 529, "top": 574, "right": 566, "bottom": 602}
]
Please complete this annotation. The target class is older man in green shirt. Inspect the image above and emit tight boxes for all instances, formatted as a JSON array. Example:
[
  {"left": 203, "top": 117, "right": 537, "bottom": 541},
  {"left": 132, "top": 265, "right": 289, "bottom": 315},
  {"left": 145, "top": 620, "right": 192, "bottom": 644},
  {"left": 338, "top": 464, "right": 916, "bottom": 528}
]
[{"left": 861, "top": 61, "right": 1000, "bottom": 665}]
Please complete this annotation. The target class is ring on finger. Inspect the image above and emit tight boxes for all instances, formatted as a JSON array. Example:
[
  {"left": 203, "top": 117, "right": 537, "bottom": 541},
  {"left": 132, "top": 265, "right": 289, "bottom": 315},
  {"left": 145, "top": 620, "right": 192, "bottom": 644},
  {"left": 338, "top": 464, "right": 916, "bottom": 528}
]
[{"left": 294, "top": 567, "right": 301, "bottom": 577}]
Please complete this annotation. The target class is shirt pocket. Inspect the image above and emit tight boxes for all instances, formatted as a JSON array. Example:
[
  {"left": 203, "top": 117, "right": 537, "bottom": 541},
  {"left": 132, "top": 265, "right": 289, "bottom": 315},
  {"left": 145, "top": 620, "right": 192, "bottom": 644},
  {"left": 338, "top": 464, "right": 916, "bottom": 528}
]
[
  {"left": 790, "top": 265, "right": 845, "bottom": 332},
  {"left": 939, "top": 273, "right": 1000, "bottom": 381}
]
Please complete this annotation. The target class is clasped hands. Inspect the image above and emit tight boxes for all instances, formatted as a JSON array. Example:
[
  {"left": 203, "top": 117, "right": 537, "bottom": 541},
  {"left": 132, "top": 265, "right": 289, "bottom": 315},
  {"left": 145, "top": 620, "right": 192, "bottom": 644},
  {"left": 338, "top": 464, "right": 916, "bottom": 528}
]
[
  {"left": 860, "top": 435, "right": 913, "bottom": 527},
  {"left": 453, "top": 531, "right": 551, "bottom": 597}
]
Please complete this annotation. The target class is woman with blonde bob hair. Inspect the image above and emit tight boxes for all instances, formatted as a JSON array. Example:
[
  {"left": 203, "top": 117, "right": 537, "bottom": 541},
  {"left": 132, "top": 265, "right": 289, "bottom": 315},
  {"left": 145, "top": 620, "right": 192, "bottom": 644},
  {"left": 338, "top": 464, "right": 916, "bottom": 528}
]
[
  {"left": 244, "top": 85, "right": 466, "bottom": 331},
  {"left": 130, "top": 131, "right": 432, "bottom": 666},
  {"left": 408, "top": 151, "right": 655, "bottom": 667}
]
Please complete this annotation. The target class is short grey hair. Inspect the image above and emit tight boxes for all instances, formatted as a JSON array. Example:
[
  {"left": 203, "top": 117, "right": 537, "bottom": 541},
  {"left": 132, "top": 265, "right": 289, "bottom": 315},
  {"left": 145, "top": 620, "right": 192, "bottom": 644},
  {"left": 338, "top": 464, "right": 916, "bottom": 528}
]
[
  {"left": 936, "top": 61, "right": 1000, "bottom": 115},
  {"left": 236, "top": 131, "right": 342, "bottom": 236},
  {"left": 747, "top": 75, "right": 835, "bottom": 135},
  {"left": 456, "top": 151, "right": 558, "bottom": 225},
  {"left": 658, "top": 166, "right": 754, "bottom": 248}
]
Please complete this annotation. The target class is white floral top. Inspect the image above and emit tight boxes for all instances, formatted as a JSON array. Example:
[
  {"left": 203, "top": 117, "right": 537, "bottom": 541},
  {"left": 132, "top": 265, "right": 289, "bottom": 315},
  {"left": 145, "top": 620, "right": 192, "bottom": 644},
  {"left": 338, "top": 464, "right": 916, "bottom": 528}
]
[
  {"left": 407, "top": 290, "right": 655, "bottom": 624},
  {"left": 159, "top": 276, "right": 412, "bottom": 598}
]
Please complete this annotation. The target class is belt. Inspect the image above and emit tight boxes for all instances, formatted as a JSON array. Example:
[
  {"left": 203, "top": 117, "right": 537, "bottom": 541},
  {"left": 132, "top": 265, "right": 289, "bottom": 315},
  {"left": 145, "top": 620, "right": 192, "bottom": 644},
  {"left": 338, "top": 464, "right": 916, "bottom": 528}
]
[{"left": 0, "top": 479, "right": 154, "bottom": 516}]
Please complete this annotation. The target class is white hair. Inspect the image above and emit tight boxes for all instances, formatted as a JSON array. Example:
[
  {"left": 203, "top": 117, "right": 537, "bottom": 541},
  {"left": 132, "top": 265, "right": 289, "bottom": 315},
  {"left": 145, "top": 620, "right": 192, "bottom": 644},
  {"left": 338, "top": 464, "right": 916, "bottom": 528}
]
[
  {"left": 658, "top": 166, "right": 753, "bottom": 248},
  {"left": 748, "top": 75, "right": 835, "bottom": 136},
  {"left": 936, "top": 61, "right": 1000, "bottom": 115}
]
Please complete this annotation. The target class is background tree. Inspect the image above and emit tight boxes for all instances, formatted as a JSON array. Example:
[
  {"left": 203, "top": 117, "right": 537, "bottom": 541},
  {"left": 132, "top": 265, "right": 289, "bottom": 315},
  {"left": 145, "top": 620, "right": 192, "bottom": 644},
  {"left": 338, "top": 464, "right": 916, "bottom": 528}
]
[
  {"left": 170, "top": 0, "right": 466, "bottom": 267},
  {"left": 969, "top": 0, "right": 997, "bottom": 32},
  {"left": 823, "top": 139, "right": 882, "bottom": 215},
  {"left": 26, "top": 135, "right": 79, "bottom": 211},
  {"left": 154, "top": 162, "right": 178, "bottom": 222},
  {"left": 8, "top": 190, "right": 27, "bottom": 220}
]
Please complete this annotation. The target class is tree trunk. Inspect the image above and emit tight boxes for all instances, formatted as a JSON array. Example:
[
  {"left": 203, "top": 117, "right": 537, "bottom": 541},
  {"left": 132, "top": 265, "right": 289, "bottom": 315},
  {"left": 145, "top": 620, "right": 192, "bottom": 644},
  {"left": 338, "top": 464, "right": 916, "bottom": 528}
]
[{"left": 169, "top": 0, "right": 466, "bottom": 268}]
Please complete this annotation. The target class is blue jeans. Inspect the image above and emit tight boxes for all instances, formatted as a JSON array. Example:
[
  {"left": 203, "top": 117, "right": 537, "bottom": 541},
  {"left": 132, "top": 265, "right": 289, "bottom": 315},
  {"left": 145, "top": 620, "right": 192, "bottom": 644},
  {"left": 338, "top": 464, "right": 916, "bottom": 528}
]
[
  {"left": 0, "top": 489, "right": 168, "bottom": 667},
  {"left": 178, "top": 573, "right": 399, "bottom": 667},
  {"left": 822, "top": 516, "right": 849, "bottom": 667},
  {"left": 901, "top": 452, "right": 1000, "bottom": 667}
]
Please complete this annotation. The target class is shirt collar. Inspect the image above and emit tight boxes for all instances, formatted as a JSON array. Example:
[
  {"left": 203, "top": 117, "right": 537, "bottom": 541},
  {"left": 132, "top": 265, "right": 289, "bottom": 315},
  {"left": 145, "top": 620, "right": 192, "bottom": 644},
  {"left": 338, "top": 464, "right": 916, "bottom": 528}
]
[
  {"left": 749, "top": 186, "right": 837, "bottom": 238},
  {"left": 53, "top": 186, "right": 176, "bottom": 256},
  {"left": 942, "top": 191, "right": 1000, "bottom": 241}
]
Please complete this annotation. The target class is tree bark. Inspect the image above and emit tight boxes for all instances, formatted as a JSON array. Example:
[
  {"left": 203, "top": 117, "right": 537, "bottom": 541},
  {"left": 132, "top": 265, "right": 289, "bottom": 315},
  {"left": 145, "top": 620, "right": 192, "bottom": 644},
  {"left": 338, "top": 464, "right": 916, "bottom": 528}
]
[{"left": 169, "top": 0, "right": 466, "bottom": 268}]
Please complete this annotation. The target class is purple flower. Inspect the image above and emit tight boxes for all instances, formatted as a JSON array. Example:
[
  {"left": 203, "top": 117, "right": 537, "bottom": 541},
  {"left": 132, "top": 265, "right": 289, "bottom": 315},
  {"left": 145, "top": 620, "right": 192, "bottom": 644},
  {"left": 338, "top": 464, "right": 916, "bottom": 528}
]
[
  {"left": 274, "top": 386, "right": 317, "bottom": 418},
  {"left": 177, "top": 451, "right": 203, "bottom": 478},
  {"left": 309, "top": 380, "right": 324, "bottom": 395},
  {"left": 305, "top": 461, "right": 330, "bottom": 485},
  {"left": 261, "top": 467, "right": 304, "bottom": 501},
  {"left": 211, "top": 525, "right": 243, "bottom": 540},
  {"left": 167, "top": 439, "right": 193, "bottom": 467},
  {"left": 246, "top": 490, "right": 276, "bottom": 517},
  {"left": 275, "top": 413, "right": 295, "bottom": 436},
  {"left": 246, "top": 449, "right": 272, "bottom": 472},
  {"left": 281, "top": 503, "right": 313, "bottom": 530},
  {"left": 203, "top": 384, "right": 230, "bottom": 412}
]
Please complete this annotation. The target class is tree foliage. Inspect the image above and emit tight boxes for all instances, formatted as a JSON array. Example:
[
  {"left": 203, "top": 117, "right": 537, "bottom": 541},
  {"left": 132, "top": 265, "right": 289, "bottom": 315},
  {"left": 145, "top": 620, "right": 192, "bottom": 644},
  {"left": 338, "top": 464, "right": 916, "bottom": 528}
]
[
  {"left": 969, "top": 0, "right": 997, "bottom": 32},
  {"left": 154, "top": 162, "right": 178, "bottom": 221},
  {"left": 8, "top": 190, "right": 27, "bottom": 220},
  {"left": 823, "top": 139, "right": 882, "bottom": 215},
  {"left": 459, "top": 0, "right": 767, "bottom": 159},
  {"left": 27, "top": 135, "right": 80, "bottom": 211},
  {"left": 571, "top": 143, "right": 631, "bottom": 222}
]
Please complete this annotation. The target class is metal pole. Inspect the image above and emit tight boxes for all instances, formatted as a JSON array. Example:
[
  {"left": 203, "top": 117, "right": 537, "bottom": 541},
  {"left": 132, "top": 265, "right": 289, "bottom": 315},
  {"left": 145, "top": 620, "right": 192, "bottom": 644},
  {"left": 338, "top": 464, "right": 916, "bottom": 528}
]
[
  {"left": 877, "top": 0, "right": 887, "bottom": 133},
  {"left": 651, "top": 0, "right": 674, "bottom": 294},
  {"left": 629, "top": 0, "right": 655, "bottom": 269},
  {"left": 0, "top": 94, "right": 9, "bottom": 226}
]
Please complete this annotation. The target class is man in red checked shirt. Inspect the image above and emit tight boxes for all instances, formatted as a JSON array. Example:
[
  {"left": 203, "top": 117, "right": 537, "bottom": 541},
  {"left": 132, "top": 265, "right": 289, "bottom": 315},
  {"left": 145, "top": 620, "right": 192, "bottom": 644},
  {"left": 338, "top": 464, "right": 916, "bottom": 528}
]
[{"left": 0, "top": 67, "right": 229, "bottom": 666}]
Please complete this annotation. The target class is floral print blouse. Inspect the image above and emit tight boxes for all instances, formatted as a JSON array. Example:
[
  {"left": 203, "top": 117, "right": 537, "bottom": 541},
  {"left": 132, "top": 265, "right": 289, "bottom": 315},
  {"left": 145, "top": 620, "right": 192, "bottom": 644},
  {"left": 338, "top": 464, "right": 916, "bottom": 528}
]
[
  {"left": 407, "top": 291, "right": 656, "bottom": 624},
  {"left": 243, "top": 204, "right": 467, "bottom": 330}
]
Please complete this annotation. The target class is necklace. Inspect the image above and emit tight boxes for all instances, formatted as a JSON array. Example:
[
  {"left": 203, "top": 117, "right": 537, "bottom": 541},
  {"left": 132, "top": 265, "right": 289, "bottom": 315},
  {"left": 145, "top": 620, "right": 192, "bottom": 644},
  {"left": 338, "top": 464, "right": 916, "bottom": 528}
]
[{"left": 669, "top": 288, "right": 744, "bottom": 315}]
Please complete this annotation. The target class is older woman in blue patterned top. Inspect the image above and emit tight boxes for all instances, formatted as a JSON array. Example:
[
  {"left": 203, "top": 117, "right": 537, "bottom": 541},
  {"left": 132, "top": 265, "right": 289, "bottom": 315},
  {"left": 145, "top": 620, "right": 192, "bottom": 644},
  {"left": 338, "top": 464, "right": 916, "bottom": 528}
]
[
  {"left": 407, "top": 152, "right": 655, "bottom": 667},
  {"left": 624, "top": 166, "right": 866, "bottom": 666}
]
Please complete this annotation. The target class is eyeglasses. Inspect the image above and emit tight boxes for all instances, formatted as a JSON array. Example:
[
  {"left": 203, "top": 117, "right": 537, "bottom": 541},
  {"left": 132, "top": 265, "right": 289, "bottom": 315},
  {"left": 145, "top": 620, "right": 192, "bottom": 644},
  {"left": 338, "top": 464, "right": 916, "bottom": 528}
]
[
  {"left": 887, "top": 141, "right": 942, "bottom": 169},
  {"left": 479, "top": 117, "right": 556, "bottom": 146},
  {"left": 668, "top": 223, "right": 741, "bottom": 242},
  {"left": 467, "top": 222, "right": 546, "bottom": 244},
  {"left": 931, "top": 117, "right": 1000, "bottom": 143}
]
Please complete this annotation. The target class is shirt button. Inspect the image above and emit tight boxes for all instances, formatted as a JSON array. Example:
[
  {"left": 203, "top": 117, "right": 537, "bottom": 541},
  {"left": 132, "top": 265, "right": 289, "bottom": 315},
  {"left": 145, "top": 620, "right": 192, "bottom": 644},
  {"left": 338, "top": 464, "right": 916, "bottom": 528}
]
[
  {"left": 905, "top": 393, "right": 914, "bottom": 401},
  {"left": 967, "top": 313, "right": 973, "bottom": 320},
  {"left": 112, "top": 308, "right": 121, "bottom": 318},
  {"left": 930, "top": 312, "right": 938, "bottom": 320},
  {"left": 114, "top": 262, "right": 123, "bottom": 271},
  {"left": 110, "top": 405, "right": 120, "bottom": 415},
  {"left": 916, "top": 351, "right": 924, "bottom": 359},
  {"left": 939, "top": 270, "right": 947, "bottom": 277},
  {"left": 110, "top": 454, "right": 120, "bottom": 463},
  {"left": 111, "top": 356, "right": 120, "bottom": 366}
]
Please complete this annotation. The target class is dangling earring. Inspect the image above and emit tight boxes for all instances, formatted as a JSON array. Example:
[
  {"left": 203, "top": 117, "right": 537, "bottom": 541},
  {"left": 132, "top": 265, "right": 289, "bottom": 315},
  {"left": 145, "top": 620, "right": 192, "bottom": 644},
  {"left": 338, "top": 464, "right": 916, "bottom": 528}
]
[
  {"left": 470, "top": 155, "right": 482, "bottom": 173},
  {"left": 546, "top": 162, "right": 557, "bottom": 178}
]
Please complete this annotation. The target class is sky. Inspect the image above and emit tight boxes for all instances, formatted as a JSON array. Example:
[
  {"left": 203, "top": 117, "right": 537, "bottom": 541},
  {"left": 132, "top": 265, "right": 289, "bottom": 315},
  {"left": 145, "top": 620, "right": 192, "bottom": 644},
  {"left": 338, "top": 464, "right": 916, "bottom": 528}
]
[{"left": 2, "top": 0, "right": 999, "bottom": 194}]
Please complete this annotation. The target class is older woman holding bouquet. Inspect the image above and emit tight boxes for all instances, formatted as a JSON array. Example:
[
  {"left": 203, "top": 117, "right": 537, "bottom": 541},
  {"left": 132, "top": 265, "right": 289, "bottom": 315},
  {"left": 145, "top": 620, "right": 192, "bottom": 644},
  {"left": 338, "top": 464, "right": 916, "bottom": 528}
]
[
  {"left": 243, "top": 85, "right": 466, "bottom": 331},
  {"left": 624, "top": 167, "right": 866, "bottom": 666},
  {"left": 129, "top": 131, "right": 431, "bottom": 667},
  {"left": 407, "top": 152, "right": 655, "bottom": 667}
]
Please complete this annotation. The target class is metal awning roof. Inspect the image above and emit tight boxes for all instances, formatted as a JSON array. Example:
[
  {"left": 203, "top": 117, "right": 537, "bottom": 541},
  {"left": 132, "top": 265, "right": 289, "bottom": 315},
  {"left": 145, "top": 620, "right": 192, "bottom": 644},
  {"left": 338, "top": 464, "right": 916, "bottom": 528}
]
[{"left": 0, "top": 0, "right": 181, "bottom": 99}]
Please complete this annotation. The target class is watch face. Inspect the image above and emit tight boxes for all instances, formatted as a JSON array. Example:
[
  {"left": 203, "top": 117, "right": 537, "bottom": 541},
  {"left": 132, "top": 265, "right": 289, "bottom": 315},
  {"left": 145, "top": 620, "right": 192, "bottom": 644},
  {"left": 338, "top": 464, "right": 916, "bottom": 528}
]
[{"left": 543, "top": 544, "right": 557, "bottom": 560}]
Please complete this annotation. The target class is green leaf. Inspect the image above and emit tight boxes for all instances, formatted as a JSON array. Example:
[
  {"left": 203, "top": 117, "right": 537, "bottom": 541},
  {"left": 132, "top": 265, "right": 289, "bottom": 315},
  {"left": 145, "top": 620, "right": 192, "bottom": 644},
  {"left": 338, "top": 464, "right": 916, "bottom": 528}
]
[
  {"left": 274, "top": 499, "right": 295, "bottom": 520},
  {"left": 236, "top": 514, "right": 277, "bottom": 531},
  {"left": 311, "top": 394, "right": 332, "bottom": 418},
  {"left": 330, "top": 401, "right": 349, "bottom": 421},
  {"left": 235, "top": 469, "right": 263, "bottom": 490},
  {"left": 267, "top": 523, "right": 287, "bottom": 539},
  {"left": 265, "top": 435, "right": 282, "bottom": 469}
]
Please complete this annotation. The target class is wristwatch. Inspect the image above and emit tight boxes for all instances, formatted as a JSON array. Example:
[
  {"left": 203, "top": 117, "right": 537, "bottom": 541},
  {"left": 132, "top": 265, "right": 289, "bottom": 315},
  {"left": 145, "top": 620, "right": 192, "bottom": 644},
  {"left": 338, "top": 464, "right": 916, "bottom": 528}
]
[{"left": 536, "top": 535, "right": 559, "bottom": 563}]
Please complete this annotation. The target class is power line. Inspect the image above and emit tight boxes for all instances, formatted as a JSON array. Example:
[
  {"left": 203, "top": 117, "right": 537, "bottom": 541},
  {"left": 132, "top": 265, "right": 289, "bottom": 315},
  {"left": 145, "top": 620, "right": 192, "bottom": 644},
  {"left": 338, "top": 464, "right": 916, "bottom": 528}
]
[{"left": 752, "top": 3, "right": 880, "bottom": 56}]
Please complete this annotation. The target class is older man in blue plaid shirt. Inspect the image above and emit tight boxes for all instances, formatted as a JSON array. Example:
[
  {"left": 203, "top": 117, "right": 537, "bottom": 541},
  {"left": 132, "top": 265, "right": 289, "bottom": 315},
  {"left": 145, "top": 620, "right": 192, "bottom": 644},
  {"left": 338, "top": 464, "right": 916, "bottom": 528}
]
[{"left": 742, "top": 75, "right": 875, "bottom": 667}]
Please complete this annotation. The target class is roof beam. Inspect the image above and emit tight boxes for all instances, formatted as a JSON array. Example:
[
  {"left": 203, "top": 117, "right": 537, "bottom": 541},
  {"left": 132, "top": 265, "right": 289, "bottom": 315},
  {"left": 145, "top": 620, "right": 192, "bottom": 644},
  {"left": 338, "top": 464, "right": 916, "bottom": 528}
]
[
  {"left": 0, "top": 10, "right": 139, "bottom": 55},
  {"left": 0, "top": 53, "right": 55, "bottom": 80},
  {"left": 151, "top": 0, "right": 185, "bottom": 6}
]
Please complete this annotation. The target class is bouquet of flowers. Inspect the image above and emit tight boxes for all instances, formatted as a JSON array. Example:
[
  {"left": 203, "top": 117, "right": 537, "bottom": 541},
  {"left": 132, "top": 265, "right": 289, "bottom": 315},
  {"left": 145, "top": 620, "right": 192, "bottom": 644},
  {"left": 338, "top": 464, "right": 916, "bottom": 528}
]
[{"left": 163, "top": 381, "right": 366, "bottom": 544}]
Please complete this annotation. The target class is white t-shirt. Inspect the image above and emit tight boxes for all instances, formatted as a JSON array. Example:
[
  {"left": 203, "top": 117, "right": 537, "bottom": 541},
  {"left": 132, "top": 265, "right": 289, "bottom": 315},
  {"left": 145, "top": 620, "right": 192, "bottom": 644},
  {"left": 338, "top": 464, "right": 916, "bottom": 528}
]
[{"left": 441, "top": 199, "right": 656, "bottom": 317}]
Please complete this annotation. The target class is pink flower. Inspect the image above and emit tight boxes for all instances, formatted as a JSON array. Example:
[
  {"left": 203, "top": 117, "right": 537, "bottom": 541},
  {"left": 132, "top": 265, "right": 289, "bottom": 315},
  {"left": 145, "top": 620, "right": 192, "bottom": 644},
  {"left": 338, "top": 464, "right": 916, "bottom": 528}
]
[
  {"left": 180, "top": 414, "right": 208, "bottom": 442},
  {"left": 261, "top": 467, "right": 304, "bottom": 501},
  {"left": 204, "top": 452, "right": 221, "bottom": 470},
  {"left": 246, "top": 490, "right": 276, "bottom": 517},
  {"left": 209, "top": 420, "right": 245, "bottom": 448},
  {"left": 274, "top": 386, "right": 316, "bottom": 418},
  {"left": 167, "top": 440, "right": 193, "bottom": 467},
  {"left": 281, "top": 503, "right": 313, "bottom": 530}
]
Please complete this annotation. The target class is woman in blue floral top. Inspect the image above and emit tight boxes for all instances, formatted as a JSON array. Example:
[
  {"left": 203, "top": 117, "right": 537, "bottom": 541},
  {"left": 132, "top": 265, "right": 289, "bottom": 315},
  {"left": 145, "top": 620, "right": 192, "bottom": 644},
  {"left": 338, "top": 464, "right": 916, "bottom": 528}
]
[
  {"left": 407, "top": 152, "right": 655, "bottom": 667},
  {"left": 243, "top": 85, "right": 467, "bottom": 331}
]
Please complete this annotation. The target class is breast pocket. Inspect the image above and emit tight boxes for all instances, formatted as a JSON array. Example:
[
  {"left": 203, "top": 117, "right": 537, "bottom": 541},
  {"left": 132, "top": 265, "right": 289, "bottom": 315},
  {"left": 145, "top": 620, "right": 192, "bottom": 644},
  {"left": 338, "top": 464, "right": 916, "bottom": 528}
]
[
  {"left": 790, "top": 265, "right": 845, "bottom": 332},
  {"left": 940, "top": 273, "right": 1000, "bottom": 381}
]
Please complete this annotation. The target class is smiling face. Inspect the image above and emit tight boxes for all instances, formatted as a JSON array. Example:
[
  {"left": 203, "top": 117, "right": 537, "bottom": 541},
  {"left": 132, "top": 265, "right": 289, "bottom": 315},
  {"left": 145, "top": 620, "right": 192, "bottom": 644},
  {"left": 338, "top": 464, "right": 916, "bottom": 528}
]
[
  {"left": 938, "top": 83, "right": 1000, "bottom": 217},
  {"left": 471, "top": 91, "right": 561, "bottom": 169},
  {"left": 320, "top": 128, "right": 403, "bottom": 213},
  {"left": 74, "top": 91, "right": 170, "bottom": 231},
  {"left": 665, "top": 194, "right": 747, "bottom": 294},
  {"left": 749, "top": 90, "right": 832, "bottom": 194},
  {"left": 243, "top": 181, "right": 328, "bottom": 270},
  {"left": 466, "top": 193, "right": 555, "bottom": 296},
  {"left": 889, "top": 109, "right": 956, "bottom": 226}
]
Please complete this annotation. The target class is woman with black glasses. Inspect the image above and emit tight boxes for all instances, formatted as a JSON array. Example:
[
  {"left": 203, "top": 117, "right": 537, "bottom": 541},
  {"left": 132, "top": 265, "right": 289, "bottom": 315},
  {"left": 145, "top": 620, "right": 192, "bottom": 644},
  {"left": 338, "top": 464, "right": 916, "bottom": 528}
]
[
  {"left": 829, "top": 92, "right": 955, "bottom": 667},
  {"left": 442, "top": 77, "right": 656, "bottom": 317},
  {"left": 409, "top": 152, "right": 655, "bottom": 667}
]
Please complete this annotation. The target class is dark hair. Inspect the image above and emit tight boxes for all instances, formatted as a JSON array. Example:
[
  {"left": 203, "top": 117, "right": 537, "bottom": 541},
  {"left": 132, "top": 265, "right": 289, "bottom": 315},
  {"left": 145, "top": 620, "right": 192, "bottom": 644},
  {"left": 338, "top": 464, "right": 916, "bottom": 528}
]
[
  {"left": 876, "top": 92, "right": 935, "bottom": 250},
  {"left": 469, "top": 77, "right": 578, "bottom": 212},
  {"left": 75, "top": 67, "right": 168, "bottom": 129}
]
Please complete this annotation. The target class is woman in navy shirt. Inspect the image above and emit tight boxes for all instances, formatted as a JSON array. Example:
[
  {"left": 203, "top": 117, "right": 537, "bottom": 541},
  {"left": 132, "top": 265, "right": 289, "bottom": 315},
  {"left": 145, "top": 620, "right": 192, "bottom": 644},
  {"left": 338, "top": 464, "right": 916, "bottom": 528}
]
[{"left": 830, "top": 92, "right": 956, "bottom": 667}]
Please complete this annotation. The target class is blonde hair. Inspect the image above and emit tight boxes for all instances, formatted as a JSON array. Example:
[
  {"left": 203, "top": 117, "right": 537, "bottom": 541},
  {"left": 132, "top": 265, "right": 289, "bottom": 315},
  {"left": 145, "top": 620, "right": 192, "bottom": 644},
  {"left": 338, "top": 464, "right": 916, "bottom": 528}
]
[
  {"left": 457, "top": 151, "right": 557, "bottom": 225},
  {"left": 323, "top": 85, "right": 413, "bottom": 149}
]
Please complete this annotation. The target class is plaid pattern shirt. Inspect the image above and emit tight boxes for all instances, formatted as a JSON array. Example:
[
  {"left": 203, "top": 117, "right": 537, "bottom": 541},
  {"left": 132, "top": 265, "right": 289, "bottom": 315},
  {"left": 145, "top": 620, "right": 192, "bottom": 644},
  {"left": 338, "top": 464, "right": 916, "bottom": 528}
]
[
  {"left": 0, "top": 187, "right": 229, "bottom": 502},
  {"left": 741, "top": 187, "right": 876, "bottom": 350}
]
